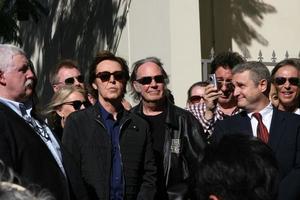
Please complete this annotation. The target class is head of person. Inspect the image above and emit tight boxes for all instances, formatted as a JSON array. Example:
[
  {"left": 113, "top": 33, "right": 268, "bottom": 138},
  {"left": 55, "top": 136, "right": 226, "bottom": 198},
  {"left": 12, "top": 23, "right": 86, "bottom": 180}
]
[
  {"left": 45, "top": 85, "right": 89, "bottom": 128},
  {"left": 210, "top": 52, "right": 245, "bottom": 106},
  {"left": 50, "top": 59, "right": 84, "bottom": 92},
  {"left": 187, "top": 81, "right": 209, "bottom": 105},
  {"left": 232, "top": 61, "right": 271, "bottom": 113},
  {"left": 0, "top": 44, "right": 36, "bottom": 103},
  {"left": 271, "top": 59, "right": 300, "bottom": 111},
  {"left": 197, "top": 134, "right": 279, "bottom": 200},
  {"left": 0, "top": 160, "right": 53, "bottom": 200},
  {"left": 269, "top": 83, "right": 279, "bottom": 107},
  {"left": 85, "top": 84, "right": 98, "bottom": 105},
  {"left": 130, "top": 57, "right": 169, "bottom": 104},
  {"left": 88, "top": 51, "right": 129, "bottom": 104}
]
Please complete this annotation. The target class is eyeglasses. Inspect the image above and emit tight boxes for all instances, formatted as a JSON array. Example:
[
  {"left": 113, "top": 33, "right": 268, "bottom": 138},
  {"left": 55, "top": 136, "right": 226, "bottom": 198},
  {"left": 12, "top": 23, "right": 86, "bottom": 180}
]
[
  {"left": 136, "top": 75, "right": 165, "bottom": 85},
  {"left": 216, "top": 79, "right": 234, "bottom": 90},
  {"left": 96, "top": 71, "right": 125, "bottom": 82},
  {"left": 189, "top": 95, "right": 204, "bottom": 104},
  {"left": 62, "top": 100, "right": 90, "bottom": 110},
  {"left": 64, "top": 75, "right": 84, "bottom": 85},
  {"left": 274, "top": 77, "right": 300, "bottom": 86}
]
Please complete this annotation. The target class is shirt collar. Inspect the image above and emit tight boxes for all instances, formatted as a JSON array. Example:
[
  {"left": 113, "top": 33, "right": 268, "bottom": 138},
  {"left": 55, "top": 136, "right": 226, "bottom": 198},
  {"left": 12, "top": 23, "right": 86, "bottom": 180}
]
[
  {"left": 98, "top": 101, "right": 124, "bottom": 121},
  {"left": 0, "top": 97, "right": 33, "bottom": 117},
  {"left": 247, "top": 102, "right": 273, "bottom": 118}
]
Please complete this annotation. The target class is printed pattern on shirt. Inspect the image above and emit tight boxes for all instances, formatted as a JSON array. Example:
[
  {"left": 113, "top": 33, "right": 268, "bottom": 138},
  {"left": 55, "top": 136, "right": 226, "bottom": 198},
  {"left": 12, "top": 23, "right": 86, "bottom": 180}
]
[{"left": 187, "top": 103, "right": 241, "bottom": 137}]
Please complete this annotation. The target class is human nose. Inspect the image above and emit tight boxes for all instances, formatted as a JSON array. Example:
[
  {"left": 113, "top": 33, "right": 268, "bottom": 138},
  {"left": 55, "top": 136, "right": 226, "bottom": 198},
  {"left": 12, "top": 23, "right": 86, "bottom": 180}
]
[
  {"left": 27, "top": 69, "right": 35, "bottom": 79},
  {"left": 283, "top": 79, "right": 291, "bottom": 87},
  {"left": 149, "top": 77, "right": 159, "bottom": 86},
  {"left": 233, "top": 87, "right": 239, "bottom": 97},
  {"left": 73, "top": 78, "right": 81, "bottom": 86},
  {"left": 108, "top": 74, "right": 116, "bottom": 83}
]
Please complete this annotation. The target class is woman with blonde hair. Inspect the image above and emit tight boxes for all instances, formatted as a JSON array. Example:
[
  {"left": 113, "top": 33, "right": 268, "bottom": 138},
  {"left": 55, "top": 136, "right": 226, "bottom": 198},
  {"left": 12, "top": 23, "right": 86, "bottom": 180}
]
[{"left": 45, "top": 85, "right": 90, "bottom": 140}]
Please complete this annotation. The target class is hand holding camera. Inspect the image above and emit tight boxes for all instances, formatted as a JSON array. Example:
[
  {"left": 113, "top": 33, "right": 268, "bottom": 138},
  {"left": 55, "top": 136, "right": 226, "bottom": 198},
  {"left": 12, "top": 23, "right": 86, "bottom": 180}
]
[{"left": 203, "top": 74, "right": 222, "bottom": 120}]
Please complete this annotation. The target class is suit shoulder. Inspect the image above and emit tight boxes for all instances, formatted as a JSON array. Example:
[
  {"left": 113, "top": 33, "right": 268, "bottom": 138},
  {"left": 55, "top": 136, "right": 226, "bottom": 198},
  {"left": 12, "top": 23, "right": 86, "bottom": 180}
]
[
  {"left": 67, "top": 106, "right": 94, "bottom": 121},
  {"left": 215, "top": 112, "right": 245, "bottom": 125},
  {"left": 276, "top": 109, "right": 300, "bottom": 120}
]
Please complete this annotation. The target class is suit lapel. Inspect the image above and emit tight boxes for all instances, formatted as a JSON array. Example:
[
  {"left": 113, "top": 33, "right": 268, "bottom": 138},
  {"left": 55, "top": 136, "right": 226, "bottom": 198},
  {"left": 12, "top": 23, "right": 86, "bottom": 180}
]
[
  {"left": 269, "top": 108, "right": 285, "bottom": 151},
  {"left": 239, "top": 111, "right": 253, "bottom": 136}
]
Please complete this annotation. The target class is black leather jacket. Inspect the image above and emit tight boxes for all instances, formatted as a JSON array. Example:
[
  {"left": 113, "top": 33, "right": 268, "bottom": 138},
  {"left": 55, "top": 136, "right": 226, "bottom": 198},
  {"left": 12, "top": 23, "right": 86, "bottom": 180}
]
[{"left": 132, "top": 100, "right": 206, "bottom": 199}]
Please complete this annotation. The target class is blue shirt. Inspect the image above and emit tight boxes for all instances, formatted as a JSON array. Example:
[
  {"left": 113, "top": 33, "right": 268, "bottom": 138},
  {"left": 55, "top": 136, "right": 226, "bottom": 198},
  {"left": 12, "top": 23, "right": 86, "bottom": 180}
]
[{"left": 99, "top": 104, "right": 123, "bottom": 200}]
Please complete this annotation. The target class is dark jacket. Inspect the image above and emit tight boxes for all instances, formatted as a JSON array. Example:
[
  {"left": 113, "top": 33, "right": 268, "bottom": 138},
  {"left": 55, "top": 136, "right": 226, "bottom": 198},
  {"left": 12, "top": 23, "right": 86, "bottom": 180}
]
[
  {"left": 132, "top": 100, "right": 206, "bottom": 199},
  {"left": 0, "top": 102, "right": 88, "bottom": 200},
  {"left": 62, "top": 103, "right": 157, "bottom": 200},
  {"left": 213, "top": 108, "right": 300, "bottom": 200}
]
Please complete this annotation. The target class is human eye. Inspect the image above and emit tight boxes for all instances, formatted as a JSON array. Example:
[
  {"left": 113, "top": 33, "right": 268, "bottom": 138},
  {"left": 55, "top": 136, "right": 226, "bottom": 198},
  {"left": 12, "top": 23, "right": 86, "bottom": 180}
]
[{"left": 19, "top": 64, "right": 29, "bottom": 73}]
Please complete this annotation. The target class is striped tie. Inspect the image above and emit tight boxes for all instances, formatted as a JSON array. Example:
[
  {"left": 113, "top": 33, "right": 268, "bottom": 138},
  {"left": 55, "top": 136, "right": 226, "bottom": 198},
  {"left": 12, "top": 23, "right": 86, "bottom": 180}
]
[{"left": 252, "top": 112, "right": 269, "bottom": 143}]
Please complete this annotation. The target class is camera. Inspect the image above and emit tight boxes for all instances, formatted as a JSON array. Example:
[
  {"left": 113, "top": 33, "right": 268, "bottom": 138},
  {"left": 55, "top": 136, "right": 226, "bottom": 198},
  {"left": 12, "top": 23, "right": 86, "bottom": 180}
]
[{"left": 208, "top": 74, "right": 217, "bottom": 88}]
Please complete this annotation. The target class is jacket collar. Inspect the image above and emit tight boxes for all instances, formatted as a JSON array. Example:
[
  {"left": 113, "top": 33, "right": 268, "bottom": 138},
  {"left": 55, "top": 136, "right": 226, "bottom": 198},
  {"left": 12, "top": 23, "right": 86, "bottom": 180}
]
[{"left": 91, "top": 101, "right": 131, "bottom": 125}]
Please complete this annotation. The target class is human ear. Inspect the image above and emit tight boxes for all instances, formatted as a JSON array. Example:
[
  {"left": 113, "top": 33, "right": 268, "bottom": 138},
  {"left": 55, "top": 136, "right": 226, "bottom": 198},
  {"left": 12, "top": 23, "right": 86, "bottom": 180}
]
[
  {"left": 259, "top": 79, "right": 268, "bottom": 93},
  {"left": 56, "top": 106, "right": 64, "bottom": 118},
  {"left": 0, "top": 71, "right": 6, "bottom": 85},
  {"left": 92, "top": 82, "right": 98, "bottom": 90}
]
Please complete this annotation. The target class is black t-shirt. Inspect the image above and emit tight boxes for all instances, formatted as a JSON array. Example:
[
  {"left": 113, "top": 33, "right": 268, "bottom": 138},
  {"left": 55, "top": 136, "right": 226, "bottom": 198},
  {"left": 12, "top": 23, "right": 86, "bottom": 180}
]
[
  {"left": 142, "top": 111, "right": 167, "bottom": 198},
  {"left": 143, "top": 111, "right": 166, "bottom": 153}
]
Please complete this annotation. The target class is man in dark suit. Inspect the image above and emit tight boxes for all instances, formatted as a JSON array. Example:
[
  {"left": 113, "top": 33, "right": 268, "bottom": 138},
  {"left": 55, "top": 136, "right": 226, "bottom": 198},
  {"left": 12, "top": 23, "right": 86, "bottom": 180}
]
[
  {"left": 213, "top": 61, "right": 300, "bottom": 200},
  {"left": 0, "top": 44, "right": 88, "bottom": 200},
  {"left": 63, "top": 51, "right": 157, "bottom": 200}
]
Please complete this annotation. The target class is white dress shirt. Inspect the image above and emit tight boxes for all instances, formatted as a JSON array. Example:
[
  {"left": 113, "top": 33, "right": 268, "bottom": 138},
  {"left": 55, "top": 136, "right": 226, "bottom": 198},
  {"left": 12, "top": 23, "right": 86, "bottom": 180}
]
[{"left": 247, "top": 103, "right": 273, "bottom": 137}]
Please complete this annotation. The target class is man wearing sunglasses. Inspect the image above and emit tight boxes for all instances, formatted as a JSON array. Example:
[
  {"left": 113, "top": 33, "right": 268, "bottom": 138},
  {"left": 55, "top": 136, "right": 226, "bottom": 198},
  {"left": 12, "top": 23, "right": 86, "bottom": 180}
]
[
  {"left": 213, "top": 61, "right": 300, "bottom": 200},
  {"left": 130, "top": 57, "right": 206, "bottom": 200},
  {"left": 271, "top": 59, "right": 300, "bottom": 114},
  {"left": 187, "top": 52, "right": 245, "bottom": 142},
  {"left": 62, "top": 51, "right": 157, "bottom": 200},
  {"left": 49, "top": 59, "right": 84, "bottom": 92}
]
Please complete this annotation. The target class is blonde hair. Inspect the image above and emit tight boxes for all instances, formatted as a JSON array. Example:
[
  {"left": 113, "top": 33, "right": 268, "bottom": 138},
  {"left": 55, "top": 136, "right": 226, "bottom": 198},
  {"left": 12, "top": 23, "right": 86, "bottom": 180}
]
[{"left": 44, "top": 85, "right": 86, "bottom": 115}]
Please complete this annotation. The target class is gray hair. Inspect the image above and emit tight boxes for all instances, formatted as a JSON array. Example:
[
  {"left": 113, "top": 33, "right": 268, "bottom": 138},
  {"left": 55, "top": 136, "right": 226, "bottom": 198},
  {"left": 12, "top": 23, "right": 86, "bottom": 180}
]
[
  {"left": 233, "top": 61, "right": 271, "bottom": 85},
  {"left": 0, "top": 160, "right": 54, "bottom": 200},
  {"left": 0, "top": 44, "right": 26, "bottom": 72},
  {"left": 129, "top": 57, "right": 169, "bottom": 101},
  {"left": 232, "top": 61, "right": 271, "bottom": 95}
]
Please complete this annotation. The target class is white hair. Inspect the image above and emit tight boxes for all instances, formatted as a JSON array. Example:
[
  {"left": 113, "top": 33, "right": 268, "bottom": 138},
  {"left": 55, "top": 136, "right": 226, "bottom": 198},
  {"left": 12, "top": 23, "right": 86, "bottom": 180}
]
[
  {"left": 0, "top": 44, "right": 26, "bottom": 72},
  {"left": 0, "top": 160, "right": 54, "bottom": 200}
]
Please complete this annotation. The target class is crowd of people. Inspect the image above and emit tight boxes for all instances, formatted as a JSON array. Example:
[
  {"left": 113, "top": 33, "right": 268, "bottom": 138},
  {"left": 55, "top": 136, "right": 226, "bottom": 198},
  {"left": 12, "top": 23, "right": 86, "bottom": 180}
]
[{"left": 0, "top": 43, "right": 299, "bottom": 200}]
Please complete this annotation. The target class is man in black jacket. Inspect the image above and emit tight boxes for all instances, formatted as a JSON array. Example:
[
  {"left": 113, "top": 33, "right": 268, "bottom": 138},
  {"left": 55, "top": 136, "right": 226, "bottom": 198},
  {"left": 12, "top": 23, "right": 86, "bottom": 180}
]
[
  {"left": 130, "top": 57, "right": 206, "bottom": 200},
  {"left": 63, "top": 51, "right": 157, "bottom": 200}
]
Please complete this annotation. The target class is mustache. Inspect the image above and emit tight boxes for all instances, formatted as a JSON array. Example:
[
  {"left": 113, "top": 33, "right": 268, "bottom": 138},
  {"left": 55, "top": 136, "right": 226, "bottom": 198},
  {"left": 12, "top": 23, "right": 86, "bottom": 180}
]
[{"left": 25, "top": 79, "right": 36, "bottom": 89}]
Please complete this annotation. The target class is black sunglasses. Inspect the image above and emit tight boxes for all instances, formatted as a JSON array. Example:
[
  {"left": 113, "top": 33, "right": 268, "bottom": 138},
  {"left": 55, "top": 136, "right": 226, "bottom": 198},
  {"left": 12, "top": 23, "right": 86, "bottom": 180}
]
[
  {"left": 96, "top": 71, "right": 125, "bottom": 82},
  {"left": 63, "top": 100, "right": 90, "bottom": 110},
  {"left": 136, "top": 75, "right": 165, "bottom": 85},
  {"left": 64, "top": 75, "right": 84, "bottom": 84},
  {"left": 189, "top": 95, "right": 204, "bottom": 104},
  {"left": 274, "top": 77, "right": 300, "bottom": 86}
]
